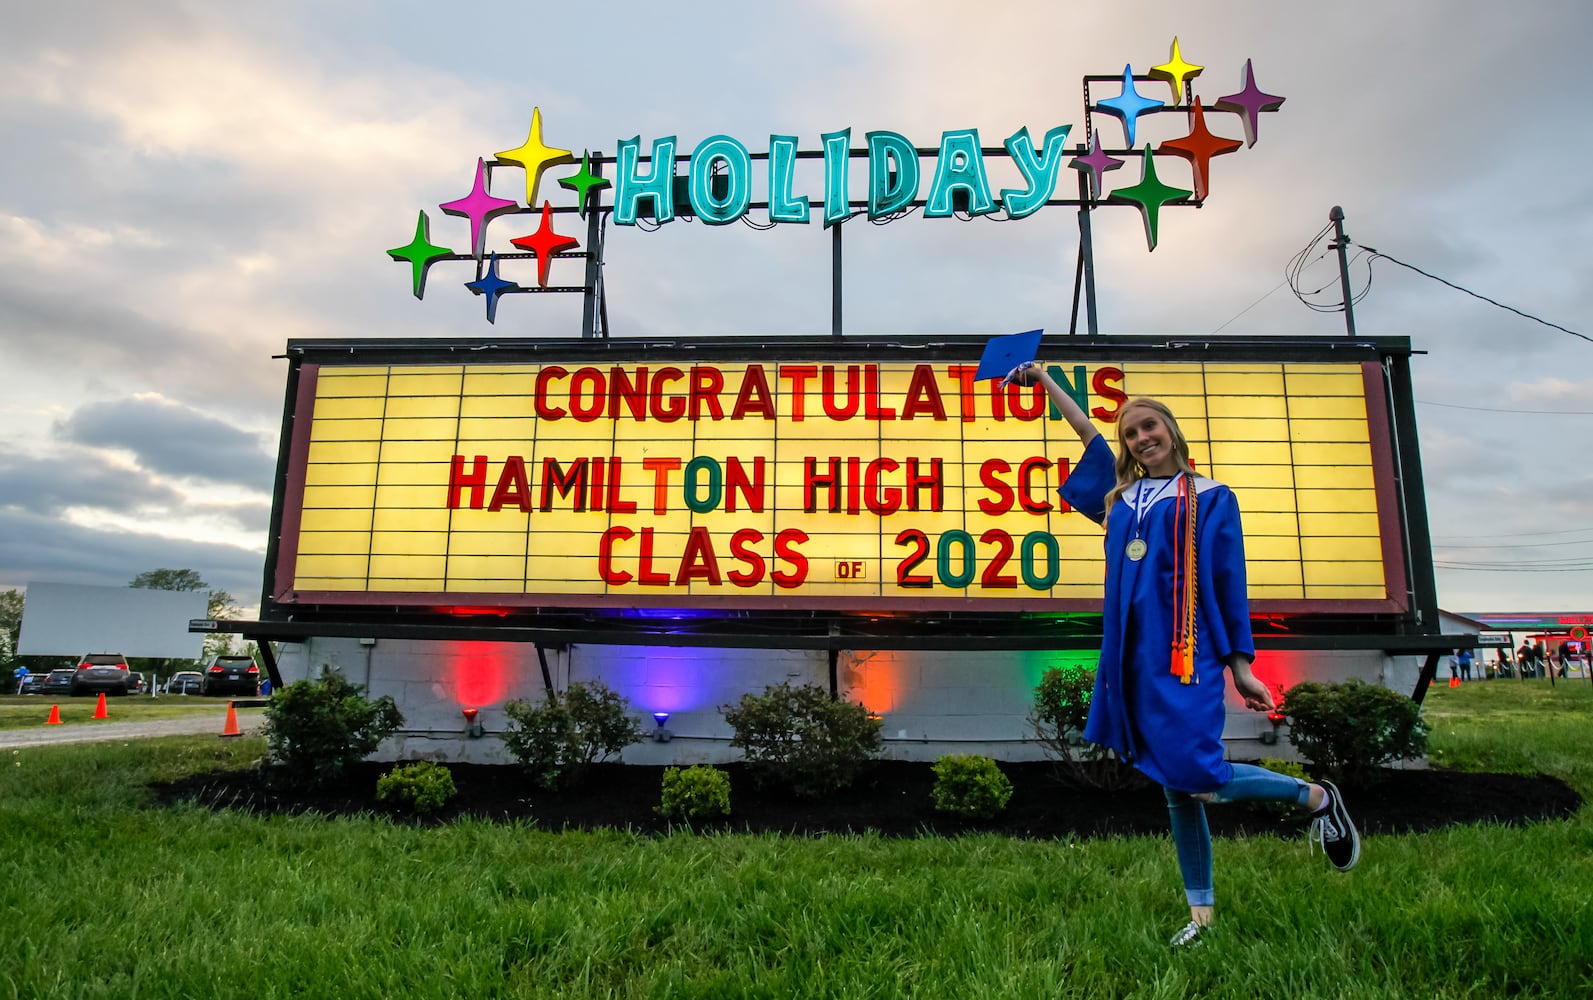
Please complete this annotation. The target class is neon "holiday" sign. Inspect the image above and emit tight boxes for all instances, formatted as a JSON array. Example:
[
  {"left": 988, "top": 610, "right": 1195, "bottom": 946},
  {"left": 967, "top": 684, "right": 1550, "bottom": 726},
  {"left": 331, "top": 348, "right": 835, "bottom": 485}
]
[{"left": 388, "top": 38, "right": 1283, "bottom": 322}]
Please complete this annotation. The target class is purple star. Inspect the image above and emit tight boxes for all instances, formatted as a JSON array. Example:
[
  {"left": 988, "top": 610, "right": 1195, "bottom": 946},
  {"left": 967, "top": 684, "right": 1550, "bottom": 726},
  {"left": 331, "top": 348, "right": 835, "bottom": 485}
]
[
  {"left": 440, "top": 158, "right": 520, "bottom": 259},
  {"left": 1095, "top": 65, "right": 1164, "bottom": 148},
  {"left": 1069, "top": 129, "right": 1126, "bottom": 203},
  {"left": 465, "top": 253, "right": 520, "bottom": 324},
  {"left": 1215, "top": 59, "right": 1286, "bottom": 147}
]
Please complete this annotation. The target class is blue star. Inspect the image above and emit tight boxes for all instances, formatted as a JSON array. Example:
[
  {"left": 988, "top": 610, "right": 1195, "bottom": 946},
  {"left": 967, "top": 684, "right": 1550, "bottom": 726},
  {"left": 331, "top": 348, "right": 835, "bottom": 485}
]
[
  {"left": 465, "top": 253, "right": 519, "bottom": 324},
  {"left": 1096, "top": 65, "right": 1164, "bottom": 148}
]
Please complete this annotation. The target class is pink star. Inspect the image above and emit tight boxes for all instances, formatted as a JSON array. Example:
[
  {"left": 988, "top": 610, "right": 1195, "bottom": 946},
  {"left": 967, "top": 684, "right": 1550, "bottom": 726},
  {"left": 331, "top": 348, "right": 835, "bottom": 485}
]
[
  {"left": 440, "top": 157, "right": 520, "bottom": 259},
  {"left": 1069, "top": 130, "right": 1125, "bottom": 202},
  {"left": 510, "top": 201, "right": 580, "bottom": 287},
  {"left": 1215, "top": 60, "right": 1286, "bottom": 147}
]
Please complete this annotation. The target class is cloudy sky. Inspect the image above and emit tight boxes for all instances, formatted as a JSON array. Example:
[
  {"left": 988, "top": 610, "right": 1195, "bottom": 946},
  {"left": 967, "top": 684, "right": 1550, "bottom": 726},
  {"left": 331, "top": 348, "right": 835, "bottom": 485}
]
[{"left": 1, "top": 0, "right": 1588, "bottom": 615}]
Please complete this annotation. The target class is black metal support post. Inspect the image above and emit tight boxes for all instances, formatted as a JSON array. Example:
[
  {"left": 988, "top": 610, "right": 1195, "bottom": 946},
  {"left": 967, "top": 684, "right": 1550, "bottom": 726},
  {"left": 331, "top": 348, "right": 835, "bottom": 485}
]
[
  {"left": 831, "top": 223, "right": 843, "bottom": 338},
  {"left": 1411, "top": 651, "right": 1442, "bottom": 704},
  {"left": 1077, "top": 161, "right": 1099, "bottom": 335},
  {"left": 535, "top": 643, "right": 556, "bottom": 699},
  {"left": 1330, "top": 205, "right": 1357, "bottom": 337}
]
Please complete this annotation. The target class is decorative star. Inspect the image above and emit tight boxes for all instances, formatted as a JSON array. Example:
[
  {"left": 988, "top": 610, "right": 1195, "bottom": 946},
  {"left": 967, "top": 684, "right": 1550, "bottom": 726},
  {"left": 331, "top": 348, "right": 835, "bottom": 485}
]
[
  {"left": 465, "top": 253, "right": 520, "bottom": 324},
  {"left": 1157, "top": 99, "right": 1243, "bottom": 201},
  {"left": 1148, "top": 37, "right": 1204, "bottom": 106},
  {"left": 495, "top": 107, "right": 578, "bottom": 208},
  {"left": 440, "top": 157, "right": 520, "bottom": 259},
  {"left": 1068, "top": 129, "right": 1125, "bottom": 203},
  {"left": 1109, "top": 147, "right": 1192, "bottom": 251},
  {"left": 386, "top": 211, "right": 454, "bottom": 299},
  {"left": 509, "top": 201, "right": 581, "bottom": 287},
  {"left": 1095, "top": 65, "right": 1164, "bottom": 148},
  {"left": 557, "top": 152, "right": 611, "bottom": 219},
  {"left": 1215, "top": 59, "right": 1286, "bottom": 147}
]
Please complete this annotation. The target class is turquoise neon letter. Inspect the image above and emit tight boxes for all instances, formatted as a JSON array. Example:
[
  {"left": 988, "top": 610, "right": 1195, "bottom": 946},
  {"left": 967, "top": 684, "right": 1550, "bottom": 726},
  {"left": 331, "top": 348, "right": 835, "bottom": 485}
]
[
  {"left": 867, "top": 130, "right": 918, "bottom": 217},
  {"left": 690, "top": 134, "right": 751, "bottom": 225},
  {"left": 925, "top": 129, "right": 995, "bottom": 217},
  {"left": 1000, "top": 124, "right": 1073, "bottom": 219},
  {"left": 822, "top": 129, "right": 851, "bottom": 227},
  {"left": 614, "top": 135, "right": 677, "bottom": 226},
  {"left": 768, "top": 134, "right": 809, "bottom": 223}
]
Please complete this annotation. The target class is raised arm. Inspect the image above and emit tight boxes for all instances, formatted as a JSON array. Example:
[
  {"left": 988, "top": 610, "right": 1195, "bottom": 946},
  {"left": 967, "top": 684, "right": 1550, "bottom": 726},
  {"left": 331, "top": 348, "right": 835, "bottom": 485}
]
[{"left": 1009, "top": 362, "right": 1099, "bottom": 445}]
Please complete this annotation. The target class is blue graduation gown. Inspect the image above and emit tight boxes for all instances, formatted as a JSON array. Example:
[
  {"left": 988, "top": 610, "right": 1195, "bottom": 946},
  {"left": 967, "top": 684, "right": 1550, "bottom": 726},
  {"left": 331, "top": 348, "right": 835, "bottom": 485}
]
[{"left": 1060, "top": 435, "right": 1255, "bottom": 793}]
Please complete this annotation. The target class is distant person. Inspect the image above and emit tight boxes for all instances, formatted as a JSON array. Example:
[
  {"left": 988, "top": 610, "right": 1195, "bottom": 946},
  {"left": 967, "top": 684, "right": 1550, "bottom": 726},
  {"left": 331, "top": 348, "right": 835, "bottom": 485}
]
[
  {"left": 13, "top": 665, "right": 29, "bottom": 694},
  {"left": 1518, "top": 643, "right": 1534, "bottom": 678},
  {"left": 1008, "top": 362, "right": 1360, "bottom": 949},
  {"left": 1456, "top": 648, "right": 1473, "bottom": 681}
]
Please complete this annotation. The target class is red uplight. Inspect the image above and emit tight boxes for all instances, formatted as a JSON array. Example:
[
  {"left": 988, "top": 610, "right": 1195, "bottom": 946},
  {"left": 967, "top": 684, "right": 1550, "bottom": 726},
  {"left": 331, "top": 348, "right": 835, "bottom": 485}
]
[{"left": 461, "top": 707, "right": 480, "bottom": 722}]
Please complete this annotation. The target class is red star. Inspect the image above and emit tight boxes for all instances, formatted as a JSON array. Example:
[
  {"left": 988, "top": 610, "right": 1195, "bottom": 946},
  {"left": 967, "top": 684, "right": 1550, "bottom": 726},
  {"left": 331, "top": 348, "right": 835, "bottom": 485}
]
[
  {"left": 509, "top": 201, "right": 580, "bottom": 286},
  {"left": 1156, "top": 99, "right": 1243, "bottom": 201}
]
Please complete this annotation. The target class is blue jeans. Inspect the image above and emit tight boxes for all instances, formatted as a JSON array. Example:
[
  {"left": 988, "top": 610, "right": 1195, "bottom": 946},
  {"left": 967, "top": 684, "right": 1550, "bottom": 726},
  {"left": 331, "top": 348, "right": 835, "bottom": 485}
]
[{"left": 1164, "top": 763, "right": 1313, "bottom": 907}]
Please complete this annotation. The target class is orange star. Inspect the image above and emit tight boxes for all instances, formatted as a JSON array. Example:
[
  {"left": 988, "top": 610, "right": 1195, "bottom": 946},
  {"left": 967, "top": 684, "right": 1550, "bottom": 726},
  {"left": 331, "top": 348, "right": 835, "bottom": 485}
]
[{"left": 1156, "top": 99, "right": 1242, "bottom": 200}]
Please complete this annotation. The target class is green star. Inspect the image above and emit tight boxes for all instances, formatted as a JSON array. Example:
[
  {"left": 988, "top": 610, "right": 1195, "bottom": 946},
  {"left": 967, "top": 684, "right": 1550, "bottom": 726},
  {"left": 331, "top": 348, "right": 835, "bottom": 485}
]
[
  {"left": 386, "top": 211, "right": 454, "bottom": 298},
  {"left": 557, "top": 152, "right": 611, "bottom": 219},
  {"left": 1109, "top": 147, "right": 1191, "bottom": 251}
]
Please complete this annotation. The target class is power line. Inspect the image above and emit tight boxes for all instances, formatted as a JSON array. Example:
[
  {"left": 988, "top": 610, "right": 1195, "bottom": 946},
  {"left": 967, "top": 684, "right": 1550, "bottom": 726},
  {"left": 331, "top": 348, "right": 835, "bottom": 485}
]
[
  {"left": 1433, "top": 526, "right": 1593, "bottom": 541},
  {"left": 1435, "top": 563, "right": 1593, "bottom": 573},
  {"left": 1361, "top": 246, "right": 1590, "bottom": 344},
  {"left": 1416, "top": 399, "right": 1593, "bottom": 415}
]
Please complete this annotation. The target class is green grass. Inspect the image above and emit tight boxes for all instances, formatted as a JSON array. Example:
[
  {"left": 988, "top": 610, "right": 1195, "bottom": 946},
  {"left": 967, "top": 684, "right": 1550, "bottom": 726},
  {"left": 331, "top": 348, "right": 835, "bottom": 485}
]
[
  {"left": 0, "top": 694, "right": 249, "bottom": 730},
  {"left": 0, "top": 684, "right": 1589, "bottom": 998}
]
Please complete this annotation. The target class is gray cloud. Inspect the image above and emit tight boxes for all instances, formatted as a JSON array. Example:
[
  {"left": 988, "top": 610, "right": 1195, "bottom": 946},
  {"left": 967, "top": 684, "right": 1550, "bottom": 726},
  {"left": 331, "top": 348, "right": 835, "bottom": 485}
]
[
  {"left": 0, "top": 446, "right": 184, "bottom": 514},
  {"left": 55, "top": 396, "right": 274, "bottom": 488},
  {"left": 0, "top": 506, "right": 264, "bottom": 601}
]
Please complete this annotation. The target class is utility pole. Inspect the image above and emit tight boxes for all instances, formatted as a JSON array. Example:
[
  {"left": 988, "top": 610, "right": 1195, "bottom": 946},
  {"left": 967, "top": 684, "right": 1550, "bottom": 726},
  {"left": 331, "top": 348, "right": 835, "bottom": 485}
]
[{"left": 1330, "top": 205, "right": 1357, "bottom": 337}]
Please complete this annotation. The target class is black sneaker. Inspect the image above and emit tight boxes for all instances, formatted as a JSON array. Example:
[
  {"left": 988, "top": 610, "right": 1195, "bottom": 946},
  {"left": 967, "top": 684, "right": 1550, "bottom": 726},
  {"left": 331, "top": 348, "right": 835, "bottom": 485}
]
[
  {"left": 1168, "top": 920, "right": 1207, "bottom": 948},
  {"left": 1309, "top": 779, "right": 1361, "bottom": 872}
]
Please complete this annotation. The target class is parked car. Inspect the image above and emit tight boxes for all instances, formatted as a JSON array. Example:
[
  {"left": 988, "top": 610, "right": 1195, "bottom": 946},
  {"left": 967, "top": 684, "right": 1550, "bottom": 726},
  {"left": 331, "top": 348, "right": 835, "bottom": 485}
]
[
  {"left": 164, "top": 671, "right": 204, "bottom": 695},
  {"left": 17, "top": 673, "right": 48, "bottom": 694},
  {"left": 39, "top": 669, "right": 76, "bottom": 696},
  {"left": 71, "top": 654, "right": 132, "bottom": 696},
  {"left": 201, "top": 655, "right": 260, "bottom": 697},
  {"left": 126, "top": 671, "right": 146, "bottom": 695}
]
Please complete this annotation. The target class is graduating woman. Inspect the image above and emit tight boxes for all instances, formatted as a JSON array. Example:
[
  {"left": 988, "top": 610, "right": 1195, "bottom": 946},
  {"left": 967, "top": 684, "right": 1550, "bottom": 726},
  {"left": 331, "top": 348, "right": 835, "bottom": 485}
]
[{"left": 1008, "top": 362, "right": 1361, "bottom": 947}]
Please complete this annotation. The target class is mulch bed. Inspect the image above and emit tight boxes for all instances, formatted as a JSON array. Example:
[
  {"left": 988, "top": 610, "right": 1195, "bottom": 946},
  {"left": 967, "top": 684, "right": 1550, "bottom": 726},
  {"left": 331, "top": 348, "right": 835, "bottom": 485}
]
[{"left": 154, "top": 759, "right": 1583, "bottom": 839}]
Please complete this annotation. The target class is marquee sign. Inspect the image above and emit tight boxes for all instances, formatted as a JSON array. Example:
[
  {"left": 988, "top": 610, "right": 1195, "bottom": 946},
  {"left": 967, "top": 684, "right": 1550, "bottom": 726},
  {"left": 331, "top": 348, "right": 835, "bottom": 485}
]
[
  {"left": 270, "top": 338, "right": 1406, "bottom": 617},
  {"left": 387, "top": 38, "right": 1285, "bottom": 323}
]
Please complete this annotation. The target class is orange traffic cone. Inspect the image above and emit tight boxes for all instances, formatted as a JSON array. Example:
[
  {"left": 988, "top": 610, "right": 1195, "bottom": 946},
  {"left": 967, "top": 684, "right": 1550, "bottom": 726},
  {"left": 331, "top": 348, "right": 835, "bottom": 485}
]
[
  {"left": 92, "top": 692, "right": 109, "bottom": 719},
  {"left": 1448, "top": 676, "right": 1461, "bottom": 688},
  {"left": 220, "top": 701, "right": 241, "bottom": 738},
  {"left": 45, "top": 705, "right": 62, "bottom": 725}
]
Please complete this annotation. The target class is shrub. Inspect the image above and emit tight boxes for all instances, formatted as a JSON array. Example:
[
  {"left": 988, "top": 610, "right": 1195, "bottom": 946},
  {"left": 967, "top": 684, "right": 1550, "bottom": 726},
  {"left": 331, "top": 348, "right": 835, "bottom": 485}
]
[
  {"left": 720, "top": 682, "right": 882, "bottom": 798},
  {"left": 376, "top": 761, "right": 457, "bottom": 816},
  {"left": 1029, "top": 665, "right": 1142, "bottom": 791},
  {"left": 657, "top": 765, "right": 732, "bottom": 824},
  {"left": 264, "top": 671, "right": 403, "bottom": 789},
  {"left": 501, "top": 681, "right": 645, "bottom": 789},
  {"left": 931, "top": 754, "right": 1013, "bottom": 820},
  {"left": 1283, "top": 679, "right": 1429, "bottom": 780}
]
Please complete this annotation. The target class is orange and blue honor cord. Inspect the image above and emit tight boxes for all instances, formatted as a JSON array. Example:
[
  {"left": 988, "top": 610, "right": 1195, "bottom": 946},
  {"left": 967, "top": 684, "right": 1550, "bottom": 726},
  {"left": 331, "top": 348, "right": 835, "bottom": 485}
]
[{"left": 1168, "top": 475, "right": 1198, "bottom": 684}]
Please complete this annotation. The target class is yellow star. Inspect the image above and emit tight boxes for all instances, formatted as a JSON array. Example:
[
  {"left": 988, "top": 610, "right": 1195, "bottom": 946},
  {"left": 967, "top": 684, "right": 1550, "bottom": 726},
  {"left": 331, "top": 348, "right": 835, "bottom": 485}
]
[
  {"left": 1149, "top": 37, "right": 1204, "bottom": 107},
  {"left": 494, "top": 107, "right": 577, "bottom": 207}
]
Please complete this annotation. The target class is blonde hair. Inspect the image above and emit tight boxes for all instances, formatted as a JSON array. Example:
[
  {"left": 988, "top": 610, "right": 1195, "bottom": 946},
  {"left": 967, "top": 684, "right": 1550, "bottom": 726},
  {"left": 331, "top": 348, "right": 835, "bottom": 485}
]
[{"left": 1103, "top": 397, "right": 1196, "bottom": 510}]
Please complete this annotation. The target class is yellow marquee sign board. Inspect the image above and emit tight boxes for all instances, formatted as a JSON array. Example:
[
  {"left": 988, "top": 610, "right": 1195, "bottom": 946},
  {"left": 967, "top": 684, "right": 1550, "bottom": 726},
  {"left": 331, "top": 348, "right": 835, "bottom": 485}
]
[{"left": 274, "top": 350, "right": 1405, "bottom": 615}]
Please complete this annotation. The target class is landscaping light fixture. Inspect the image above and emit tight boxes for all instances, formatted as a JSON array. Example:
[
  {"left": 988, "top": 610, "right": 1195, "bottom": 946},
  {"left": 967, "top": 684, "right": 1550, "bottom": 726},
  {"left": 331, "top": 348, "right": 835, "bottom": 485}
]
[
  {"left": 462, "top": 707, "right": 484, "bottom": 739},
  {"left": 1262, "top": 704, "right": 1286, "bottom": 746},
  {"left": 652, "top": 711, "right": 673, "bottom": 743}
]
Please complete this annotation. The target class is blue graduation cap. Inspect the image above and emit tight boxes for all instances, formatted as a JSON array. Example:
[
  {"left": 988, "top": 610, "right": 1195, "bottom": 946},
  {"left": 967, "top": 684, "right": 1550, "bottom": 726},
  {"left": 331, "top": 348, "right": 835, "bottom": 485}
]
[{"left": 973, "top": 329, "right": 1043, "bottom": 382}]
